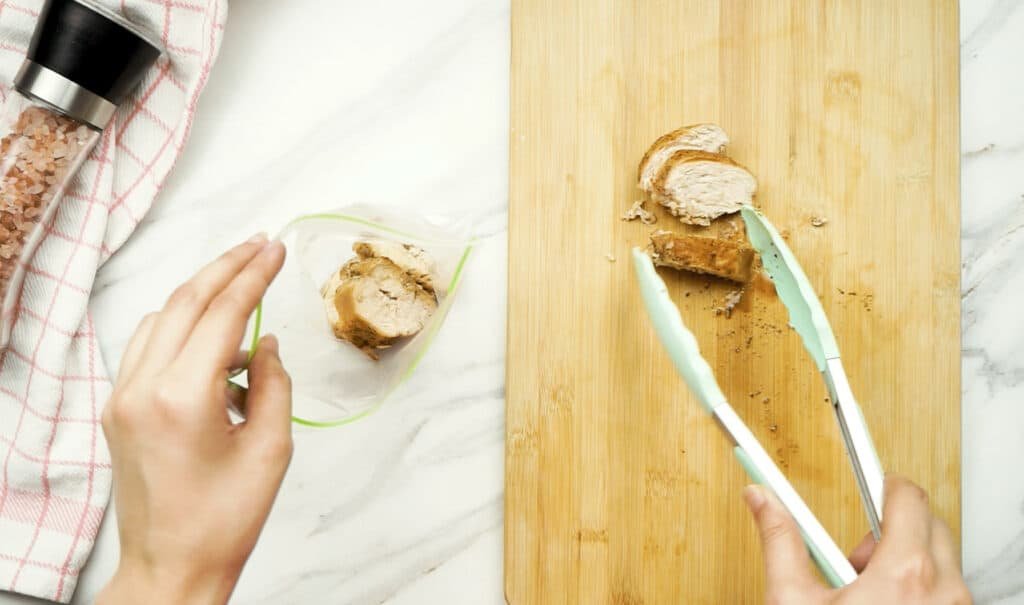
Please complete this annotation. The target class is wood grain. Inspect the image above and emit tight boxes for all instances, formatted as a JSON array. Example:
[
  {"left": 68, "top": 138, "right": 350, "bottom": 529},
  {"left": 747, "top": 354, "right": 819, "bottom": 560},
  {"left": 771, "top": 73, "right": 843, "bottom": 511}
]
[{"left": 506, "top": 1, "right": 960, "bottom": 603}]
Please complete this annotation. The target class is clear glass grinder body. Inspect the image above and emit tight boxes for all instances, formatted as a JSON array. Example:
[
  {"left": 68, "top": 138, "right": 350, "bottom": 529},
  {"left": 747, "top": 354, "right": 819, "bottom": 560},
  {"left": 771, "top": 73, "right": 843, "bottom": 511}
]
[
  {"left": 0, "top": 0, "right": 160, "bottom": 348},
  {"left": 0, "top": 92, "right": 99, "bottom": 333}
]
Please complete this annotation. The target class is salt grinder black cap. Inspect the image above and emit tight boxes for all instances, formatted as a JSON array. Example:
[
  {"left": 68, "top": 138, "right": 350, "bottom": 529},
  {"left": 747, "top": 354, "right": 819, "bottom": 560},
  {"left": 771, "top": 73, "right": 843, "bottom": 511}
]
[{"left": 13, "top": 0, "right": 162, "bottom": 130}]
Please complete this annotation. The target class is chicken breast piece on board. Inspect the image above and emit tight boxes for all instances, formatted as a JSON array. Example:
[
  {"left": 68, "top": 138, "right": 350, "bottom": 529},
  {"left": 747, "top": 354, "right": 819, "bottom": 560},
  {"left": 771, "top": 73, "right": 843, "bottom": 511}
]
[
  {"left": 649, "top": 230, "right": 755, "bottom": 283},
  {"left": 637, "top": 123, "right": 729, "bottom": 192},
  {"left": 652, "top": 150, "right": 757, "bottom": 226}
]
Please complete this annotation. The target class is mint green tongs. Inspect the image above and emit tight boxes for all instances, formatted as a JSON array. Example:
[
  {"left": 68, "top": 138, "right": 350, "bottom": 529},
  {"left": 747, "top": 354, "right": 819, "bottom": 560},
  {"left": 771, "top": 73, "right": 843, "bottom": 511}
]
[
  {"left": 740, "top": 206, "right": 884, "bottom": 539},
  {"left": 632, "top": 205, "right": 885, "bottom": 587}
]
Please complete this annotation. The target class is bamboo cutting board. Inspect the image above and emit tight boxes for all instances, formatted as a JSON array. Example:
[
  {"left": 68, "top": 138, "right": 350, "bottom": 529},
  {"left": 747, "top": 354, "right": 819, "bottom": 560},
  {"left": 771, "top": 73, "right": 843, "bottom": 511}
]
[{"left": 506, "top": 1, "right": 960, "bottom": 603}]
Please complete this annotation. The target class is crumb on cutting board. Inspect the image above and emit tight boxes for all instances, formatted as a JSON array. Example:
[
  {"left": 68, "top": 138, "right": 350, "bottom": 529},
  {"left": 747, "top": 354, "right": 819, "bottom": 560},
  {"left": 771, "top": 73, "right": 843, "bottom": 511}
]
[
  {"left": 605, "top": 253, "right": 616, "bottom": 263},
  {"left": 621, "top": 199, "right": 657, "bottom": 224},
  {"left": 810, "top": 215, "right": 828, "bottom": 227},
  {"left": 714, "top": 288, "right": 745, "bottom": 318}
]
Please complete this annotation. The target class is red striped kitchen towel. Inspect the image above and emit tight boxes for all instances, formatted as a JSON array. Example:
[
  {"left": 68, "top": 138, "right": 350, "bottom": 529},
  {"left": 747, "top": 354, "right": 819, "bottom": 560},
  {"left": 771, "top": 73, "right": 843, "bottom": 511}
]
[{"left": 0, "top": 0, "right": 227, "bottom": 601}]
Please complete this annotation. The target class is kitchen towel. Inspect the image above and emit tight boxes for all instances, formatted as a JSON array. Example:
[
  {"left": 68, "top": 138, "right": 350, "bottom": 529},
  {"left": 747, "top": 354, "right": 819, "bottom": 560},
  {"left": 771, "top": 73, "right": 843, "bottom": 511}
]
[{"left": 0, "top": 0, "right": 227, "bottom": 601}]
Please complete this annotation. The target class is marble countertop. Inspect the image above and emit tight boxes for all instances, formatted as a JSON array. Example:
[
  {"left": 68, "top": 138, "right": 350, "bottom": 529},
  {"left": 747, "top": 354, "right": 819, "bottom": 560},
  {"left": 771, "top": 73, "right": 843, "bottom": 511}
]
[
  {"left": 959, "top": 1, "right": 1024, "bottom": 604},
  {"left": 3, "top": 0, "right": 1022, "bottom": 603}
]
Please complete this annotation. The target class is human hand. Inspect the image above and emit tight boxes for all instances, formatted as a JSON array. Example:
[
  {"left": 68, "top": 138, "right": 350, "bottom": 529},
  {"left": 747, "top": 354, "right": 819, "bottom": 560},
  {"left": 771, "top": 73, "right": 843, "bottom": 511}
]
[
  {"left": 744, "top": 474, "right": 971, "bottom": 605},
  {"left": 96, "top": 235, "right": 292, "bottom": 605}
]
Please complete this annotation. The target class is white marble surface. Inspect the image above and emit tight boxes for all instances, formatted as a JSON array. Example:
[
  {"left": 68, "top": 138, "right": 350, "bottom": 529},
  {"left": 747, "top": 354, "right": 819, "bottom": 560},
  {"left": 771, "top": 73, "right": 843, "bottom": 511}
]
[
  {"left": 2, "top": 0, "right": 1022, "bottom": 603},
  {"left": 960, "top": 1, "right": 1024, "bottom": 604}
]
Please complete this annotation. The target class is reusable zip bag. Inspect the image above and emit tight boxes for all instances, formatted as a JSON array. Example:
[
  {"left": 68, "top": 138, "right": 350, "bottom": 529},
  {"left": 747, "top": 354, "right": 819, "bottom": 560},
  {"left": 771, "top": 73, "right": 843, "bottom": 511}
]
[{"left": 248, "top": 205, "right": 474, "bottom": 427}]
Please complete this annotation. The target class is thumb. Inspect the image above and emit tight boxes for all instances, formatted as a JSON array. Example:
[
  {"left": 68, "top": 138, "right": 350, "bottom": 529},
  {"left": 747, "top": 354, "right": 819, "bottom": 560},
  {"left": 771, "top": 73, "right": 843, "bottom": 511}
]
[
  {"left": 243, "top": 334, "right": 293, "bottom": 444},
  {"left": 743, "top": 485, "right": 822, "bottom": 598}
]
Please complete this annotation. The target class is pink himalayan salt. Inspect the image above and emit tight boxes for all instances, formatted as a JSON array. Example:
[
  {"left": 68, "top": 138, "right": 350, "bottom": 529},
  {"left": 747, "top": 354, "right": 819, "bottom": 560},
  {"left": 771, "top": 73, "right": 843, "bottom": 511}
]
[{"left": 0, "top": 106, "right": 91, "bottom": 295}]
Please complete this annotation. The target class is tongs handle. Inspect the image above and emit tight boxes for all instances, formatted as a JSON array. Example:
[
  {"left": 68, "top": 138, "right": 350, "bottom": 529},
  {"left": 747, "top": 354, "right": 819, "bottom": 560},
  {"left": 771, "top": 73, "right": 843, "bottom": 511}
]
[
  {"left": 717, "top": 405, "right": 857, "bottom": 587},
  {"left": 733, "top": 447, "right": 850, "bottom": 587}
]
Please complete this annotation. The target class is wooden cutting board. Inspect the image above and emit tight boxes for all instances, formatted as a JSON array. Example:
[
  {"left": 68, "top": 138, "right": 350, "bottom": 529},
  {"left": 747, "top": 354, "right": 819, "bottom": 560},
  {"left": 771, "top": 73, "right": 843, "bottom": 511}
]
[{"left": 505, "top": 1, "right": 960, "bottom": 603}]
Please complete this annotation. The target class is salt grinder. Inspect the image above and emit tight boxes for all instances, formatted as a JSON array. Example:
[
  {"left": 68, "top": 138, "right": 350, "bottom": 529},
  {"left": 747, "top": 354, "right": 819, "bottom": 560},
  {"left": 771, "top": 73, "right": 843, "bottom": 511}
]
[{"left": 0, "top": 0, "right": 161, "bottom": 348}]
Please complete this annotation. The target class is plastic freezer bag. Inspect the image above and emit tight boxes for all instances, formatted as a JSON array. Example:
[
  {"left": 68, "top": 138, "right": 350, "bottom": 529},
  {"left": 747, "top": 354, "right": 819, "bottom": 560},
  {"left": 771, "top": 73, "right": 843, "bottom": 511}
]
[{"left": 250, "top": 206, "right": 474, "bottom": 427}]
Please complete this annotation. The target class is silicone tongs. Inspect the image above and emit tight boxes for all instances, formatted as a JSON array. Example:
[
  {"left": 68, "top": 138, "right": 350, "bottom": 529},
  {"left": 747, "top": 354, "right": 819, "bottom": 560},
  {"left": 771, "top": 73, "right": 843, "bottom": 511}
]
[{"left": 631, "top": 205, "right": 885, "bottom": 587}]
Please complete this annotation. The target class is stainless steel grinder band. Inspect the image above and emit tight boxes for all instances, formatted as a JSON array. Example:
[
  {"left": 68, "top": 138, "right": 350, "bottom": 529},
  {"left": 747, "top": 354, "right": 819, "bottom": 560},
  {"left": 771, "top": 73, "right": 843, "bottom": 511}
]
[{"left": 14, "top": 60, "right": 117, "bottom": 130}]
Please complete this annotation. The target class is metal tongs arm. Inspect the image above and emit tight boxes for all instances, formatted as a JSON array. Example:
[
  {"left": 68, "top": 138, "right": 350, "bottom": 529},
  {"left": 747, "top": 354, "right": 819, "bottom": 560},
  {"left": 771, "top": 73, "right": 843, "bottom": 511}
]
[{"left": 824, "top": 357, "right": 885, "bottom": 539}]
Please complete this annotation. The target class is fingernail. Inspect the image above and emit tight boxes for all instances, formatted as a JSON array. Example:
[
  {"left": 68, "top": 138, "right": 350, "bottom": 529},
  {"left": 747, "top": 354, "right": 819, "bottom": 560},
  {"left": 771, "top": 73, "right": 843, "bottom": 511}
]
[
  {"left": 247, "top": 232, "right": 269, "bottom": 244},
  {"left": 260, "top": 239, "right": 285, "bottom": 255},
  {"left": 260, "top": 333, "right": 279, "bottom": 352},
  {"left": 743, "top": 485, "right": 766, "bottom": 511}
]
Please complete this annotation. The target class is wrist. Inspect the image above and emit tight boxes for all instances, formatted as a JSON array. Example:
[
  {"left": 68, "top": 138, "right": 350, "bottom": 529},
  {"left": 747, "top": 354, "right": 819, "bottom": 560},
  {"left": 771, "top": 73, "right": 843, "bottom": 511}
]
[{"left": 97, "top": 559, "right": 238, "bottom": 605}]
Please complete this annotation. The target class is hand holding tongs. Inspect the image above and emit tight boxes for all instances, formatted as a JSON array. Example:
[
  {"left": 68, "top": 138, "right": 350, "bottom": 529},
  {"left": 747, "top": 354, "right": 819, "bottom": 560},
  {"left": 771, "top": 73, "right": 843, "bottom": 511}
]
[{"left": 631, "top": 205, "right": 885, "bottom": 587}]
